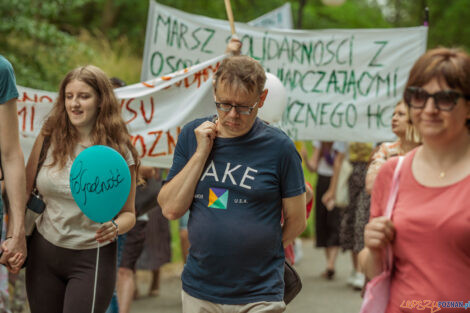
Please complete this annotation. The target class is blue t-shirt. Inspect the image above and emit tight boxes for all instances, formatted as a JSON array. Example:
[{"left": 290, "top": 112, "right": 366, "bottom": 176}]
[
  {"left": 0, "top": 55, "right": 19, "bottom": 105},
  {"left": 167, "top": 117, "right": 305, "bottom": 304}
]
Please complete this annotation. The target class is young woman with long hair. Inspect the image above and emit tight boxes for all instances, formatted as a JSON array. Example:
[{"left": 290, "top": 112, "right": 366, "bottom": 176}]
[{"left": 25, "top": 65, "right": 139, "bottom": 313}]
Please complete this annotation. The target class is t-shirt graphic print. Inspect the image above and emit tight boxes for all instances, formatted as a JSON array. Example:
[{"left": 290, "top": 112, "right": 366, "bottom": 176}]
[{"left": 208, "top": 187, "right": 229, "bottom": 209}]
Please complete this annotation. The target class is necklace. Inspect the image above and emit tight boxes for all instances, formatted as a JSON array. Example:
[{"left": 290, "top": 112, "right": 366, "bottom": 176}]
[{"left": 439, "top": 171, "right": 445, "bottom": 179}]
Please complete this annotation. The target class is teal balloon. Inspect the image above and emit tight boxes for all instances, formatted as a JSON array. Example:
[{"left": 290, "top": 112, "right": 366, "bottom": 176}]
[{"left": 70, "top": 145, "right": 131, "bottom": 223}]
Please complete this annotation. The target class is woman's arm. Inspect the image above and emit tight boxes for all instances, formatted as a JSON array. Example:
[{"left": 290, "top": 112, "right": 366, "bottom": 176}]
[
  {"left": 321, "top": 152, "right": 344, "bottom": 207},
  {"left": 305, "top": 182, "right": 314, "bottom": 204},
  {"left": 301, "top": 146, "right": 320, "bottom": 173},
  {"left": 358, "top": 247, "right": 384, "bottom": 279},
  {"left": 95, "top": 164, "right": 136, "bottom": 243},
  {"left": 365, "top": 145, "right": 387, "bottom": 194},
  {"left": 358, "top": 216, "right": 395, "bottom": 279}
]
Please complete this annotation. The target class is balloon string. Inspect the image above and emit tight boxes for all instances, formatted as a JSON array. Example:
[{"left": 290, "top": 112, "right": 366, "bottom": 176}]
[{"left": 91, "top": 242, "right": 100, "bottom": 313}]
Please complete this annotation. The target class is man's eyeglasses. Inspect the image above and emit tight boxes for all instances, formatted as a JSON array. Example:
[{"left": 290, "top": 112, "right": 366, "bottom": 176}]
[
  {"left": 215, "top": 101, "right": 258, "bottom": 115},
  {"left": 404, "top": 86, "right": 470, "bottom": 111}
]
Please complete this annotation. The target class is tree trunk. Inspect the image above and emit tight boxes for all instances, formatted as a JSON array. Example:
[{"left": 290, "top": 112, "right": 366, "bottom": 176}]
[
  {"left": 393, "top": 0, "right": 401, "bottom": 26},
  {"left": 101, "top": 0, "right": 118, "bottom": 32},
  {"left": 297, "top": 0, "right": 307, "bottom": 29},
  {"left": 421, "top": 0, "right": 428, "bottom": 25}
]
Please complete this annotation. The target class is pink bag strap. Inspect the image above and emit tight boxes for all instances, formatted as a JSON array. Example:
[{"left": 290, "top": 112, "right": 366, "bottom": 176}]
[
  {"left": 384, "top": 156, "right": 405, "bottom": 219},
  {"left": 383, "top": 156, "right": 405, "bottom": 271}
]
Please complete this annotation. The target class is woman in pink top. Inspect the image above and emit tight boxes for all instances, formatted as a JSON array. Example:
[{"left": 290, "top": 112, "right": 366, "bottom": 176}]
[{"left": 359, "top": 47, "right": 470, "bottom": 313}]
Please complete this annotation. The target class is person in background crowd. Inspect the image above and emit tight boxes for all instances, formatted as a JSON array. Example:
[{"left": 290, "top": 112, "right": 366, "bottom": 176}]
[
  {"left": 118, "top": 166, "right": 163, "bottom": 312},
  {"left": 25, "top": 65, "right": 139, "bottom": 313},
  {"left": 135, "top": 167, "right": 171, "bottom": 299},
  {"left": 0, "top": 55, "right": 27, "bottom": 273},
  {"left": 110, "top": 77, "right": 126, "bottom": 89},
  {"left": 323, "top": 142, "right": 373, "bottom": 289},
  {"left": 301, "top": 142, "right": 345, "bottom": 280},
  {"left": 365, "top": 100, "right": 421, "bottom": 194},
  {"left": 360, "top": 47, "right": 470, "bottom": 312}
]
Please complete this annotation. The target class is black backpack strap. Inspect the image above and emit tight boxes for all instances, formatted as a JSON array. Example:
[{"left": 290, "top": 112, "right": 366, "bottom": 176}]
[
  {"left": 31, "top": 136, "right": 51, "bottom": 191},
  {"left": 0, "top": 153, "right": 3, "bottom": 181}
]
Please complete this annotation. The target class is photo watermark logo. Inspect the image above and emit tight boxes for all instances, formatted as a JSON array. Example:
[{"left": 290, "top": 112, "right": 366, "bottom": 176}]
[{"left": 400, "top": 300, "right": 470, "bottom": 313}]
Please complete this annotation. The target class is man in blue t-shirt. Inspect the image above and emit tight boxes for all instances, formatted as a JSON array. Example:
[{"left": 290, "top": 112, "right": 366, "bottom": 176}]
[
  {"left": 158, "top": 55, "right": 306, "bottom": 313},
  {"left": 0, "top": 55, "right": 27, "bottom": 272}
]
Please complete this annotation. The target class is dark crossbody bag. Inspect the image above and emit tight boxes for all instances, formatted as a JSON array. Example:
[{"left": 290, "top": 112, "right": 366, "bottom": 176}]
[
  {"left": 284, "top": 260, "right": 302, "bottom": 304},
  {"left": 24, "top": 136, "right": 50, "bottom": 237}
]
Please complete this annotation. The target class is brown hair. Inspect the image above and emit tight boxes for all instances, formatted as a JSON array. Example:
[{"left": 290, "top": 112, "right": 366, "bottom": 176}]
[
  {"left": 405, "top": 47, "right": 470, "bottom": 130},
  {"left": 41, "top": 65, "right": 140, "bottom": 170},
  {"left": 213, "top": 55, "right": 266, "bottom": 95}
]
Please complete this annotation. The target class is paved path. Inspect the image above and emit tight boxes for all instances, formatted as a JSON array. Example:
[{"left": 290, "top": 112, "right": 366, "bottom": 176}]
[{"left": 132, "top": 239, "right": 363, "bottom": 313}]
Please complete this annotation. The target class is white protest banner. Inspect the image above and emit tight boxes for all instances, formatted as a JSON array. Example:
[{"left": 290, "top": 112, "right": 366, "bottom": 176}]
[
  {"left": 17, "top": 56, "right": 225, "bottom": 168},
  {"left": 247, "top": 3, "right": 293, "bottom": 29},
  {"left": 140, "top": 1, "right": 292, "bottom": 82},
  {"left": 141, "top": 1, "right": 427, "bottom": 142},
  {"left": 16, "top": 86, "right": 57, "bottom": 159}
]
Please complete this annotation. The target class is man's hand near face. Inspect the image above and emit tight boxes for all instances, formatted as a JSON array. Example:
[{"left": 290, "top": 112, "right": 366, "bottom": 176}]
[{"left": 194, "top": 120, "right": 218, "bottom": 159}]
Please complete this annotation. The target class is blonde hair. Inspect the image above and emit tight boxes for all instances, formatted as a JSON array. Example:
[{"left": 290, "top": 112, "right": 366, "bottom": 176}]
[
  {"left": 396, "top": 100, "right": 421, "bottom": 144},
  {"left": 405, "top": 122, "right": 421, "bottom": 144}
]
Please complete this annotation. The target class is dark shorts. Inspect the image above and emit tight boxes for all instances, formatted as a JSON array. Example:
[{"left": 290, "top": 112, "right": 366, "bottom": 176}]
[{"left": 119, "top": 220, "right": 148, "bottom": 270}]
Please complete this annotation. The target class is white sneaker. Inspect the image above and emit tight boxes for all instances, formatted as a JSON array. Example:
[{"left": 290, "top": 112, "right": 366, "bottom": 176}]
[
  {"left": 352, "top": 272, "right": 365, "bottom": 290},
  {"left": 347, "top": 270, "right": 356, "bottom": 286}
]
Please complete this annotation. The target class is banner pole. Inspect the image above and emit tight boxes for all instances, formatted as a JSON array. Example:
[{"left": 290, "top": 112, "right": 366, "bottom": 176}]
[
  {"left": 423, "top": 6, "right": 429, "bottom": 26},
  {"left": 224, "top": 0, "right": 236, "bottom": 35}
]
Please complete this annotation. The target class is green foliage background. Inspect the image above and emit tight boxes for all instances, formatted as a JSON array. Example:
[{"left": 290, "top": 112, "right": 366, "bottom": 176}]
[{"left": 2, "top": 0, "right": 469, "bottom": 91}]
